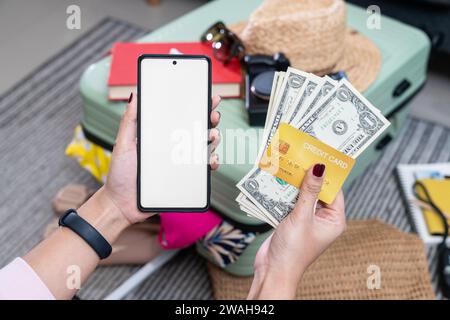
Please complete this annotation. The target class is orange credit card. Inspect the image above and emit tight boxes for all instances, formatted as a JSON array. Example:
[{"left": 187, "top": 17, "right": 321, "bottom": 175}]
[{"left": 259, "top": 123, "right": 355, "bottom": 204}]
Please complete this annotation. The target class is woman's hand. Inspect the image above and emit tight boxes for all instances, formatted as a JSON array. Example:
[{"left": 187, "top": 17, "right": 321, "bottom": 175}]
[
  {"left": 23, "top": 93, "right": 221, "bottom": 300},
  {"left": 101, "top": 93, "right": 222, "bottom": 225},
  {"left": 248, "top": 164, "right": 346, "bottom": 299}
]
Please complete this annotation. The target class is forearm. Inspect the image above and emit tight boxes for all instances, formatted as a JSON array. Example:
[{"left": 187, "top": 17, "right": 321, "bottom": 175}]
[
  {"left": 248, "top": 267, "right": 304, "bottom": 300},
  {"left": 23, "top": 187, "right": 130, "bottom": 299}
]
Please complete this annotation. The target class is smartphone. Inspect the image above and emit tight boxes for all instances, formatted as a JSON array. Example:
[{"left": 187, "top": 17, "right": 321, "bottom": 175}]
[{"left": 137, "top": 54, "right": 211, "bottom": 212}]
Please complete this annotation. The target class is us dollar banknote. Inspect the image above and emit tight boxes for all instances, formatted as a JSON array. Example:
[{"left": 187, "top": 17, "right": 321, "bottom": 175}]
[
  {"left": 293, "top": 76, "right": 337, "bottom": 126},
  {"left": 237, "top": 168, "right": 299, "bottom": 223},
  {"left": 237, "top": 68, "right": 308, "bottom": 222},
  {"left": 265, "top": 67, "right": 308, "bottom": 149},
  {"left": 285, "top": 74, "right": 323, "bottom": 124},
  {"left": 236, "top": 68, "right": 390, "bottom": 226},
  {"left": 299, "top": 79, "right": 390, "bottom": 158}
]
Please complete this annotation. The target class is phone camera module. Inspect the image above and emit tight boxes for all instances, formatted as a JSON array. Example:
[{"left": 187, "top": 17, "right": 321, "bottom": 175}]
[{"left": 172, "top": 61, "right": 177, "bottom": 65}]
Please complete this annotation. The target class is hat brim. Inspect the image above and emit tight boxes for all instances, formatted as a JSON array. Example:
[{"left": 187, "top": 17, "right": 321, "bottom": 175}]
[{"left": 230, "top": 22, "right": 381, "bottom": 92}]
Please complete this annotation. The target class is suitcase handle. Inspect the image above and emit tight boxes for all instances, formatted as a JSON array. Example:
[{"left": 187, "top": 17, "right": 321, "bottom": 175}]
[
  {"left": 376, "top": 80, "right": 425, "bottom": 151},
  {"left": 376, "top": 82, "right": 410, "bottom": 151},
  {"left": 385, "top": 80, "right": 425, "bottom": 120},
  {"left": 392, "top": 79, "right": 411, "bottom": 98},
  {"left": 375, "top": 133, "right": 393, "bottom": 151}
]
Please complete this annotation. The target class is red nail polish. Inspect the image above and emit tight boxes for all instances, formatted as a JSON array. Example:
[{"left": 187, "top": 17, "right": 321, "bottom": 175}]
[
  {"left": 128, "top": 93, "right": 133, "bottom": 103},
  {"left": 313, "top": 164, "right": 325, "bottom": 177}
]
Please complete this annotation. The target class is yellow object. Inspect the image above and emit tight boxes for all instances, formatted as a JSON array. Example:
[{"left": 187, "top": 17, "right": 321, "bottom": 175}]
[
  {"left": 65, "top": 125, "right": 111, "bottom": 183},
  {"left": 415, "top": 178, "right": 450, "bottom": 235},
  {"left": 259, "top": 123, "right": 355, "bottom": 204}
]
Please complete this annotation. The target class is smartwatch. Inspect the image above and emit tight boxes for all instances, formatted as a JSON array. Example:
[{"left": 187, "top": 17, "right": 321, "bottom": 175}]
[{"left": 59, "top": 209, "right": 112, "bottom": 259}]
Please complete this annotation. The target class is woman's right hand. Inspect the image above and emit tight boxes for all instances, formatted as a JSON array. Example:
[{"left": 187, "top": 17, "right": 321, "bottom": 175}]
[{"left": 248, "top": 163, "right": 346, "bottom": 299}]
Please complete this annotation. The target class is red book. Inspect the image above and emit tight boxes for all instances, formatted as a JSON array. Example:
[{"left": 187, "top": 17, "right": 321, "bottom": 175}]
[{"left": 107, "top": 42, "right": 242, "bottom": 100}]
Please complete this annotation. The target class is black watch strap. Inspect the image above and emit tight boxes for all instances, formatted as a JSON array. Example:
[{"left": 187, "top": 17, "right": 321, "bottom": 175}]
[{"left": 59, "top": 209, "right": 112, "bottom": 259}]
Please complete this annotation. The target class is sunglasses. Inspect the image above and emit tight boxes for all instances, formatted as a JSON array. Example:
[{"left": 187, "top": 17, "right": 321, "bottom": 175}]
[{"left": 201, "top": 21, "right": 245, "bottom": 65}]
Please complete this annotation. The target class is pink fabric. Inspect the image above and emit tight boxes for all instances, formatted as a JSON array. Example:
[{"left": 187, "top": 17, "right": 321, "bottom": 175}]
[
  {"left": 0, "top": 258, "right": 55, "bottom": 300},
  {"left": 158, "top": 210, "right": 222, "bottom": 249}
]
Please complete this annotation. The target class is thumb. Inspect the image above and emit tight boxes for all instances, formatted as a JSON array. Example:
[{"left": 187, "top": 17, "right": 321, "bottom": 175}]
[
  {"left": 115, "top": 92, "right": 137, "bottom": 149},
  {"left": 292, "top": 163, "right": 326, "bottom": 218}
]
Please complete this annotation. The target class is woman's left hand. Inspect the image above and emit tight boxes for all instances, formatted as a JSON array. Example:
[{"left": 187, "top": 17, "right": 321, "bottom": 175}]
[
  {"left": 22, "top": 94, "right": 222, "bottom": 300},
  {"left": 101, "top": 93, "right": 222, "bottom": 225}
]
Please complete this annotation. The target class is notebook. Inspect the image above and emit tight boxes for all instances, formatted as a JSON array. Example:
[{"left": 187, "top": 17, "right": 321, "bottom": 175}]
[
  {"left": 396, "top": 162, "right": 450, "bottom": 246},
  {"left": 107, "top": 42, "right": 242, "bottom": 100}
]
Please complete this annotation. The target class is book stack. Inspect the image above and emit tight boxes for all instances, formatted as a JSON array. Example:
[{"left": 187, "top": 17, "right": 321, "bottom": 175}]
[{"left": 107, "top": 42, "right": 242, "bottom": 101}]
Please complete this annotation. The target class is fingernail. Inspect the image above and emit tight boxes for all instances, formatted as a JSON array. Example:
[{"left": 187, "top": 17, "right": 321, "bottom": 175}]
[
  {"left": 313, "top": 163, "right": 325, "bottom": 177},
  {"left": 211, "top": 128, "right": 220, "bottom": 141},
  {"left": 218, "top": 95, "right": 222, "bottom": 102},
  {"left": 128, "top": 93, "right": 133, "bottom": 103},
  {"left": 217, "top": 111, "right": 221, "bottom": 120}
]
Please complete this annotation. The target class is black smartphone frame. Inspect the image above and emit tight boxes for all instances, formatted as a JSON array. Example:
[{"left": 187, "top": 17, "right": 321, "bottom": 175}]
[{"left": 137, "top": 54, "right": 212, "bottom": 213}]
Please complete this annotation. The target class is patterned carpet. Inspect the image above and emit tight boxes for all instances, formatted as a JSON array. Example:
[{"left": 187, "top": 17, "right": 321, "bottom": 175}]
[{"left": 0, "top": 17, "right": 448, "bottom": 299}]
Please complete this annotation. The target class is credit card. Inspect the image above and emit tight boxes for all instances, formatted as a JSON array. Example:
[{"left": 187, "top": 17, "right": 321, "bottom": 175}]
[{"left": 259, "top": 123, "right": 355, "bottom": 204}]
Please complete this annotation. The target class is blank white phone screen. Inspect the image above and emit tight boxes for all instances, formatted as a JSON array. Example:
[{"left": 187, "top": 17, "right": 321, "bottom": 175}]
[{"left": 139, "top": 57, "right": 209, "bottom": 210}]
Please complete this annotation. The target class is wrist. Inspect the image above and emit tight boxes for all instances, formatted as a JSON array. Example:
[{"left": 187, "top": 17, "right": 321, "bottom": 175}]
[
  {"left": 252, "top": 265, "right": 305, "bottom": 300},
  {"left": 77, "top": 186, "right": 130, "bottom": 244}
]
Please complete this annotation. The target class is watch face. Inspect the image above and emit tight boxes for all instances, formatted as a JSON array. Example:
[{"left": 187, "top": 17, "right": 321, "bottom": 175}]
[{"left": 250, "top": 70, "right": 275, "bottom": 101}]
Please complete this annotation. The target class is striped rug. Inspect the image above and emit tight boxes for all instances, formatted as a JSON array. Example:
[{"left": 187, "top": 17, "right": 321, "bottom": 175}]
[{"left": 0, "top": 17, "right": 448, "bottom": 300}]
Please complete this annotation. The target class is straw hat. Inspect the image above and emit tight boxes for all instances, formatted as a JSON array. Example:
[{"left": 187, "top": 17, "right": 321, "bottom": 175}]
[
  {"left": 208, "top": 220, "right": 435, "bottom": 300},
  {"left": 230, "top": 0, "right": 381, "bottom": 92}
]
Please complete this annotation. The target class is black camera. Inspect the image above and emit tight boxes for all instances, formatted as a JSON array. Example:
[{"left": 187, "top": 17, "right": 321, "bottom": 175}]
[{"left": 244, "top": 53, "right": 290, "bottom": 126}]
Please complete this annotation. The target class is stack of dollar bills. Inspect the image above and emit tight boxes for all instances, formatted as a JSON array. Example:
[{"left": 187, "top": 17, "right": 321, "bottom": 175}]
[{"left": 236, "top": 67, "right": 390, "bottom": 227}]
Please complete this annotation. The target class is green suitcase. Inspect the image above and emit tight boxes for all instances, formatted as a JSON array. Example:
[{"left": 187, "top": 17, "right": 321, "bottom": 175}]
[{"left": 79, "top": 0, "right": 430, "bottom": 275}]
